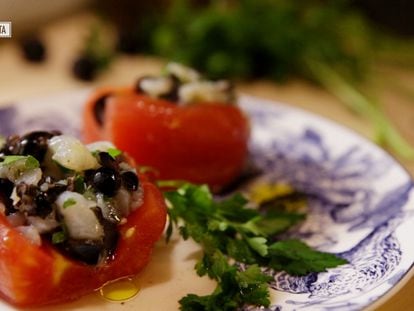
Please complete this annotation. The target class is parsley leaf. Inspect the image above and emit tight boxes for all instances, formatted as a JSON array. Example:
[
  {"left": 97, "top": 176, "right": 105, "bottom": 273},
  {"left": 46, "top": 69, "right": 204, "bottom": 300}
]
[
  {"left": 246, "top": 237, "right": 268, "bottom": 257},
  {"left": 268, "top": 239, "right": 348, "bottom": 276},
  {"left": 165, "top": 183, "right": 348, "bottom": 310},
  {"left": 183, "top": 251, "right": 271, "bottom": 311}
]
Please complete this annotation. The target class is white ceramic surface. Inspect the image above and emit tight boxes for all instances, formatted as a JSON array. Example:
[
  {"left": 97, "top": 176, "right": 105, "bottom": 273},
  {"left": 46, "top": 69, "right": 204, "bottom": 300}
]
[{"left": 0, "top": 91, "right": 413, "bottom": 311}]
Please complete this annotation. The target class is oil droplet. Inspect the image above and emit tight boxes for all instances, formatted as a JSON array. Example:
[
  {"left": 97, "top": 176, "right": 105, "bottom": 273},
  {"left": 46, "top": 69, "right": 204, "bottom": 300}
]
[
  {"left": 249, "top": 182, "right": 294, "bottom": 204},
  {"left": 100, "top": 278, "right": 140, "bottom": 302}
]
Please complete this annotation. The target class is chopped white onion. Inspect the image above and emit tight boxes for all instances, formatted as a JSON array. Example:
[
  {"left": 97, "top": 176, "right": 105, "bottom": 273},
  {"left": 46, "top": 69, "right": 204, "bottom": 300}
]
[
  {"left": 56, "top": 191, "right": 104, "bottom": 240},
  {"left": 96, "top": 192, "right": 122, "bottom": 222},
  {"left": 49, "top": 135, "right": 99, "bottom": 171},
  {"left": 10, "top": 187, "right": 20, "bottom": 206},
  {"left": 166, "top": 62, "right": 200, "bottom": 83},
  {"left": 178, "top": 81, "right": 232, "bottom": 104},
  {"left": 0, "top": 158, "right": 40, "bottom": 184},
  {"left": 130, "top": 187, "right": 144, "bottom": 212},
  {"left": 114, "top": 188, "right": 131, "bottom": 217},
  {"left": 87, "top": 141, "right": 116, "bottom": 153},
  {"left": 15, "top": 167, "right": 42, "bottom": 185},
  {"left": 139, "top": 77, "right": 174, "bottom": 98}
]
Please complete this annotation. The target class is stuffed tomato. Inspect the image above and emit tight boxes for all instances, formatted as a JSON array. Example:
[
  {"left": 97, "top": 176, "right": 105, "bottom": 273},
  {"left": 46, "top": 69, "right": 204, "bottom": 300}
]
[
  {"left": 0, "top": 131, "right": 167, "bottom": 307},
  {"left": 83, "top": 63, "right": 250, "bottom": 191}
]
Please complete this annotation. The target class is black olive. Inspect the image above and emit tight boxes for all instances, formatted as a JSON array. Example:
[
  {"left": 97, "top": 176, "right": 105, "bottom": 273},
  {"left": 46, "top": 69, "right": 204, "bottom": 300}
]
[
  {"left": 0, "top": 135, "right": 21, "bottom": 155},
  {"left": 0, "top": 131, "right": 60, "bottom": 160},
  {"left": 21, "top": 36, "right": 46, "bottom": 62},
  {"left": 161, "top": 74, "right": 180, "bottom": 102},
  {"left": 47, "top": 183, "right": 67, "bottom": 199},
  {"left": 134, "top": 75, "right": 153, "bottom": 94},
  {"left": 121, "top": 171, "right": 139, "bottom": 191},
  {"left": 0, "top": 178, "right": 14, "bottom": 197},
  {"left": 83, "top": 169, "right": 95, "bottom": 183},
  {"left": 0, "top": 178, "right": 16, "bottom": 215},
  {"left": 72, "top": 55, "right": 97, "bottom": 81},
  {"left": 62, "top": 208, "right": 119, "bottom": 265},
  {"left": 33, "top": 192, "right": 53, "bottom": 218},
  {"left": 65, "top": 239, "right": 103, "bottom": 265},
  {"left": 93, "top": 207, "right": 119, "bottom": 260},
  {"left": 92, "top": 167, "right": 121, "bottom": 196},
  {"left": 19, "top": 131, "right": 59, "bottom": 161},
  {"left": 93, "top": 94, "right": 111, "bottom": 126},
  {"left": 102, "top": 221, "right": 119, "bottom": 260},
  {"left": 98, "top": 152, "right": 118, "bottom": 170}
]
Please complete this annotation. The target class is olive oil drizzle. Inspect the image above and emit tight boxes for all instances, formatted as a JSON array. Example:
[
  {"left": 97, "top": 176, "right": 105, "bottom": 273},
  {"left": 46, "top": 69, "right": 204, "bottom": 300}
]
[{"left": 99, "top": 277, "right": 140, "bottom": 302}]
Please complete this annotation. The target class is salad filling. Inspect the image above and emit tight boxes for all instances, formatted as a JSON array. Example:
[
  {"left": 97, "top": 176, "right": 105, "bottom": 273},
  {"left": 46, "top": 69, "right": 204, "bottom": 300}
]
[
  {"left": 91, "top": 63, "right": 235, "bottom": 126},
  {"left": 135, "top": 62, "right": 235, "bottom": 104},
  {"left": 0, "top": 131, "right": 143, "bottom": 265}
]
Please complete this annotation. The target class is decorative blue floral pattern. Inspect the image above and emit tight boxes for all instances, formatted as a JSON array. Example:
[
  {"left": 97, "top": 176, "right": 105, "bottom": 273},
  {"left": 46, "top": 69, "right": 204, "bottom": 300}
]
[
  {"left": 1, "top": 92, "right": 413, "bottom": 311},
  {"left": 239, "top": 96, "right": 414, "bottom": 310}
]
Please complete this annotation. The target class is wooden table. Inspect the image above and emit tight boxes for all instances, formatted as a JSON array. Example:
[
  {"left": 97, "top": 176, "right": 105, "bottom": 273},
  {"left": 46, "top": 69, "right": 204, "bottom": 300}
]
[{"left": 0, "top": 11, "right": 413, "bottom": 311}]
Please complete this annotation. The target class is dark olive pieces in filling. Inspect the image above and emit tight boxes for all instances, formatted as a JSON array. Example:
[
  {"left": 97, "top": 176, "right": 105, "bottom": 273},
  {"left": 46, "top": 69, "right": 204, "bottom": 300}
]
[
  {"left": 0, "top": 131, "right": 60, "bottom": 161},
  {"left": 0, "top": 178, "right": 14, "bottom": 214},
  {"left": 121, "top": 171, "right": 139, "bottom": 191},
  {"left": 91, "top": 167, "right": 121, "bottom": 197},
  {"left": 0, "top": 131, "right": 142, "bottom": 265},
  {"left": 91, "top": 63, "right": 235, "bottom": 130}
]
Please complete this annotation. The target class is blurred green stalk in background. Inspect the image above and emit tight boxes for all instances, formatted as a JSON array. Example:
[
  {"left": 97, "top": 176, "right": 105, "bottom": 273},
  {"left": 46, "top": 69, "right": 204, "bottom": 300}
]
[{"left": 97, "top": 0, "right": 414, "bottom": 158}]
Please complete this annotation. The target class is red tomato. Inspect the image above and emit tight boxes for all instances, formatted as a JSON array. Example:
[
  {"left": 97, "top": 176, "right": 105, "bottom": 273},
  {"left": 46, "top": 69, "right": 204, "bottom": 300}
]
[
  {"left": 83, "top": 88, "right": 250, "bottom": 191},
  {"left": 0, "top": 177, "right": 167, "bottom": 307}
]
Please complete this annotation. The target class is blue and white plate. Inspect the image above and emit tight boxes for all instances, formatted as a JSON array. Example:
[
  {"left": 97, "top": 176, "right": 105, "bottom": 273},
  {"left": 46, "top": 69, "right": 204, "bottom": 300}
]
[{"left": 0, "top": 91, "right": 413, "bottom": 311}]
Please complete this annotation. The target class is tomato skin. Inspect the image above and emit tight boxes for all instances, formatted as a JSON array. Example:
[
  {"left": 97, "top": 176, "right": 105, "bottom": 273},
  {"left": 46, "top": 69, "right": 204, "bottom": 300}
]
[
  {"left": 0, "top": 179, "right": 167, "bottom": 307},
  {"left": 83, "top": 89, "right": 250, "bottom": 191}
]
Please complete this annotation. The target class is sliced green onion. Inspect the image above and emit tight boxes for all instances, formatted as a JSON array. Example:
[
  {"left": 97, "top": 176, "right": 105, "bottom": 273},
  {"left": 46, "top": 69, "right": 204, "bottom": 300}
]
[
  {"left": 0, "top": 155, "right": 40, "bottom": 169},
  {"left": 52, "top": 231, "right": 67, "bottom": 244},
  {"left": 63, "top": 198, "right": 77, "bottom": 209},
  {"left": 107, "top": 148, "right": 122, "bottom": 159}
]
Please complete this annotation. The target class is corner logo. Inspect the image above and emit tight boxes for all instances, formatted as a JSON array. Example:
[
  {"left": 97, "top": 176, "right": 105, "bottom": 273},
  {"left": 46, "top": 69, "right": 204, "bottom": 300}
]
[{"left": 0, "top": 22, "right": 12, "bottom": 38}]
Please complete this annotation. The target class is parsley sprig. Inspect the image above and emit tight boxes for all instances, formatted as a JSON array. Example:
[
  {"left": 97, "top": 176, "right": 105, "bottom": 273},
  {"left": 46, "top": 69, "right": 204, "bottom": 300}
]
[{"left": 165, "top": 183, "right": 347, "bottom": 310}]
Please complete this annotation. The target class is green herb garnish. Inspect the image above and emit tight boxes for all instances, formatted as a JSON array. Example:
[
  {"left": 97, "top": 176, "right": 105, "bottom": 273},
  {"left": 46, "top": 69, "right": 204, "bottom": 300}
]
[
  {"left": 25, "top": 156, "right": 40, "bottom": 170},
  {"left": 268, "top": 239, "right": 348, "bottom": 275},
  {"left": 135, "top": 0, "right": 414, "bottom": 158},
  {"left": 63, "top": 198, "right": 77, "bottom": 209},
  {"left": 51, "top": 231, "right": 67, "bottom": 244},
  {"left": 107, "top": 148, "right": 122, "bottom": 159},
  {"left": 0, "top": 155, "right": 40, "bottom": 169},
  {"left": 165, "top": 183, "right": 347, "bottom": 310}
]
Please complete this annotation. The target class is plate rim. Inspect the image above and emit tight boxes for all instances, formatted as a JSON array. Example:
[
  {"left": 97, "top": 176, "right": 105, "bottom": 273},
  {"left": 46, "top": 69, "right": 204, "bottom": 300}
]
[{"left": 1, "top": 90, "right": 413, "bottom": 310}]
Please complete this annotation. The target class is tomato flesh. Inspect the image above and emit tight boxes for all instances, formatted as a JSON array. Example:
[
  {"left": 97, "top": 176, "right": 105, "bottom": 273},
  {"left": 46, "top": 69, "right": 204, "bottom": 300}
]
[
  {"left": 0, "top": 179, "right": 167, "bottom": 307},
  {"left": 83, "top": 89, "right": 250, "bottom": 191}
]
